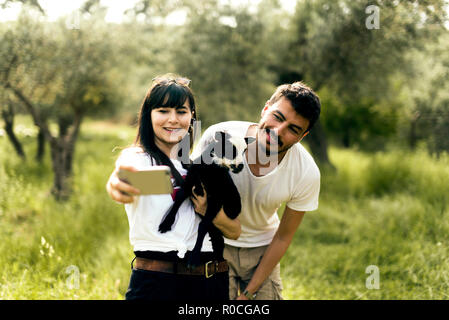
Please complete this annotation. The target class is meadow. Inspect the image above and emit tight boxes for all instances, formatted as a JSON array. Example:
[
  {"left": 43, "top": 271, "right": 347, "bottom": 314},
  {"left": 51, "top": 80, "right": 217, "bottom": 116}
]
[{"left": 1, "top": 119, "right": 448, "bottom": 299}]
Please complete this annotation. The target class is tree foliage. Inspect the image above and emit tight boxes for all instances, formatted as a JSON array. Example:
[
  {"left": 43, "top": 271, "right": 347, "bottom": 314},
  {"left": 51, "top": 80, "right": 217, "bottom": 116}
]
[
  {"left": 169, "top": 0, "right": 276, "bottom": 127},
  {"left": 399, "top": 31, "right": 449, "bottom": 155},
  {"left": 274, "top": 0, "right": 449, "bottom": 162},
  {"left": 2, "top": 0, "right": 449, "bottom": 189}
]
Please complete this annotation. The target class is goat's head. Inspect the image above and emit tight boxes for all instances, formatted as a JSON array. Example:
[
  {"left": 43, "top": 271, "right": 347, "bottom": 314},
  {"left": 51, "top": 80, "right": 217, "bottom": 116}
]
[{"left": 207, "top": 131, "right": 254, "bottom": 173}]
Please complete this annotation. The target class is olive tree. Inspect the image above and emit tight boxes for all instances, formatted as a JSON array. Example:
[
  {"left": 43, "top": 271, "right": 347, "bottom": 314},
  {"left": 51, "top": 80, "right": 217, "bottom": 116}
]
[
  {"left": 278, "top": 0, "right": 448, "bottom": 165},
  {"left": 0, "top": 13, "right": 121, "bottom": 199}
]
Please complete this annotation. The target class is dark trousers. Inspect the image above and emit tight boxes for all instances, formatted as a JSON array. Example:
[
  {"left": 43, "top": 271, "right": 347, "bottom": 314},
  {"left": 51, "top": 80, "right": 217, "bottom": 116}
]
[{"left": 125, "top": 268, "right": 229, "bottom": 301}]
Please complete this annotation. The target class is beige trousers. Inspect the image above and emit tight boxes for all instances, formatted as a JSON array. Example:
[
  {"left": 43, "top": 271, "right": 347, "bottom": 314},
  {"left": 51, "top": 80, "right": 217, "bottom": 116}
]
[{"left": 223, "top": 244, "right": 283, "bottom": 300}]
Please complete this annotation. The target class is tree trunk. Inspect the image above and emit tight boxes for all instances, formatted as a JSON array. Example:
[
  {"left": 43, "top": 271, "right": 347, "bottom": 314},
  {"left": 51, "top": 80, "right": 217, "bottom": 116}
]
[
  {"left": 409, "top": 120, "right": 417, "bottom": 150},
  {"left": 36, "top": 127, "right": 45, "bottom": 162},
  {"left": 49, "top": 116, "right": 82, "bottom": 200},
  {"left": 409, "top": 112, "right": 421, "bottom": 150},
  {"left": 4, "top": 121, "right": 26, "bottom": 160},
  {"left": 304, "top": 119, "right": 335, "bottom": 170},
  {"left": 300, "top": 81, "right": 334, "bottom": 169},
  {"left": 4, "top": 82, "right": 83, "bottom": 200},
  {"left": 1, "top": 104, "right": 26, "bottom": 159},
  {"left": 49, "top": 139, "right": 73, "bottom": 200},
  {"left": 342, "top": 127, "right": 350, "bottom": 148}
]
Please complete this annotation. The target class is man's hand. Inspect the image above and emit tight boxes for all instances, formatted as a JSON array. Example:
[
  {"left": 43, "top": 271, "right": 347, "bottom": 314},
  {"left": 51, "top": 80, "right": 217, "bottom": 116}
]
[
  {"left": 190, "top": 184, "right": 240, "bottom": 239},
  {"left": 106, "top": 165, "right": 140, "bottom": 204},
  {"left": 239, "top": 208, "right": 305, "bottom": 298},
  {"left": 191, "top": 184, "right": 207, "bottom": 216},
  {"left": 236, "top": 294, "right": 249, "bottom": 300}
]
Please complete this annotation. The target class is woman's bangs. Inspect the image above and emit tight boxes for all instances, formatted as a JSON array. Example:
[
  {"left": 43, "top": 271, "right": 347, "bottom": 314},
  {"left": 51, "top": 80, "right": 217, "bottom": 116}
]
[{"left": 159, "top": 85, "right": 189, "bottom": 109}]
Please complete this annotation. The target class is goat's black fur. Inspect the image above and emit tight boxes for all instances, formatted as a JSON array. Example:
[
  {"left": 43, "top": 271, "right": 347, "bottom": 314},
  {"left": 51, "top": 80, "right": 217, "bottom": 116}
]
[{"left": 158, "top": 131, "right": 246, "bottom": 269}]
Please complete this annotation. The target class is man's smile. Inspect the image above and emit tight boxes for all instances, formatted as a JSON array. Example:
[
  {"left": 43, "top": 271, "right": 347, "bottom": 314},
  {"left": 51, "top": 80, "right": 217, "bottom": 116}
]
[{"left": 264, "top": 128, "right": 282, "bottom": 147}]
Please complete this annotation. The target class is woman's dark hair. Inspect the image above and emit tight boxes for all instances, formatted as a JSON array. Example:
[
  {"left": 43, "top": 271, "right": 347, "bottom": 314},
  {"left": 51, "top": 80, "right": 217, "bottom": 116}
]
[{"left": 135, "top": 74, "right": 197, "bottom": 187}]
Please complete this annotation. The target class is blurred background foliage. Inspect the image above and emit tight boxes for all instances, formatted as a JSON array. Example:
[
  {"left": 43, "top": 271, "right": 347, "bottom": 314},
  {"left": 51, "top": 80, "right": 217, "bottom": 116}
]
[
  {"left": 0, "top": 0, "right": 449, "bottom": 299},
  {"left": 1, "top": 0, "right": 448, "bottom": 173}
]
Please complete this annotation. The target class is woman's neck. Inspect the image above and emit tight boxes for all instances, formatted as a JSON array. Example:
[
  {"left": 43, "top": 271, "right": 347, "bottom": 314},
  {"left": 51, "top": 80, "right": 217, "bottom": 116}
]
[{"left": 154, "top": 139, "right": 179, "bottom": 159}]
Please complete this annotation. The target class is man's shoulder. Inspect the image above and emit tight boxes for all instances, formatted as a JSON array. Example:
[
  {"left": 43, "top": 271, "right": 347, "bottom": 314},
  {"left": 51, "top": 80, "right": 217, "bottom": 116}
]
[{"left": 289, "top": 143, "right": 320, "bottom": 177}]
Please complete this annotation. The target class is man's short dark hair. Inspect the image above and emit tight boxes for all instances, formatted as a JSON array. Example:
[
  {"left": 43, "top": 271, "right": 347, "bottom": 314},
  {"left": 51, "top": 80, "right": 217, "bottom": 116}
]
[{"left": 267, "top": 82, "right": 321, "bottom": 132}]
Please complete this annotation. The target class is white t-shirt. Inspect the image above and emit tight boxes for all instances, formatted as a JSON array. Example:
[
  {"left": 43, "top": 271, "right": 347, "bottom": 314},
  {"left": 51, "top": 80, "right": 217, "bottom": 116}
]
[
  {"left": 116, "top": 147, "right": 213, "bottom": 258},
  {"left": 192, "top": 121, "right": 321, "bottom": 247}
]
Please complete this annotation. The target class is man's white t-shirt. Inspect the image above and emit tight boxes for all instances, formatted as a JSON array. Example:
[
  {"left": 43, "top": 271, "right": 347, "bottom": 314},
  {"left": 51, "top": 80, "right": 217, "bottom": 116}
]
[
  {"left": 116, "top": 147, "right": 213, "bottom": 258},
  {"left": 191, "top": 121, "right": 320, "bottom": 248}
]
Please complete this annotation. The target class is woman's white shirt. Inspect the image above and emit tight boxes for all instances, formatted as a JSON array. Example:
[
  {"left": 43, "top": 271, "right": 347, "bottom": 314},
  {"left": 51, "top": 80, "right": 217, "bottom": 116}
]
[{"left": 116, "top": 147, "right": 212, "bottom": 258}]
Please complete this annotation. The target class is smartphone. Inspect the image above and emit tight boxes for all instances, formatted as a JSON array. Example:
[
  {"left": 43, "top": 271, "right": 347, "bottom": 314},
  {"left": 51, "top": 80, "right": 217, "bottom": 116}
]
[{"left": 117, "top": 166, "right": 173, "bottom": 195}]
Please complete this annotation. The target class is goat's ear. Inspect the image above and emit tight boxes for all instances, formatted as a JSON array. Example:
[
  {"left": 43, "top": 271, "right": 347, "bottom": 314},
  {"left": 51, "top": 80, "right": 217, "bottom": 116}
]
[
  {"left": 215, "top": 131, "right": 230, "bottom": 141},
  {"left": 214, "top": 131, "right": 223, "bottom": 141},
  {"left": 244, "top": 137, "right": 256, "bottom": 145}
]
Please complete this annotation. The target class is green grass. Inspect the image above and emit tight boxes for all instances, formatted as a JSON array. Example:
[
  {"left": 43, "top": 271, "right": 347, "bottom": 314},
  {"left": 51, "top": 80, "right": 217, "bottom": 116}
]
[
  {"left": 1, "top": 118, "right": 448, "bottom": 299},
  {"left": 281, "top": 148, "right": 449, "bottom": 299},
  {"left": 0, "top": 118, "right": 136, "bottom": 299}
]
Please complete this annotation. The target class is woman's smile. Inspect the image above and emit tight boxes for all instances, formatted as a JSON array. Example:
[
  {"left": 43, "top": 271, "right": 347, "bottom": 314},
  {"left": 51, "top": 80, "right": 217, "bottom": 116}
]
[{"left": 163, "top": 127, "right": 182, "bottom": 132}]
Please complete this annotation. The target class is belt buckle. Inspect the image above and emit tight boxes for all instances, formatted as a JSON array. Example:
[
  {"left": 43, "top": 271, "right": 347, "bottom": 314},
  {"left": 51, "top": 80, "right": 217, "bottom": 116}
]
[{"left": 205, "top": 261, "right": 214, "bottom": 278}]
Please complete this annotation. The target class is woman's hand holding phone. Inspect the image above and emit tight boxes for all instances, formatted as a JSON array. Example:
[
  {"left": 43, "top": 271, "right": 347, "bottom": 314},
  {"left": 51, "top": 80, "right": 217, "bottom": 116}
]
[
  {"left": 106, "top": 165, "right": 141, "bottom": 204},
  {"left": 108, "top": 165, "right": 207, "bottom": 214}
]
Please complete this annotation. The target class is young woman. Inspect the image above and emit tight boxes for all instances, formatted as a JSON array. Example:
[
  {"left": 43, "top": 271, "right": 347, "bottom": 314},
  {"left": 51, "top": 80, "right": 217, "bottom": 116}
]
[{"left": 108, "top": 74, "right": 240, "bottom": 301}]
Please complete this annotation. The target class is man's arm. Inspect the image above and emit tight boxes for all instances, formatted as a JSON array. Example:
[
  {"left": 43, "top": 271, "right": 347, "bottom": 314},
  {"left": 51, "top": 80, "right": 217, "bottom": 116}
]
[
  {"left": 192, "top": 190, "right": 241, "bottom": 240},
  {"left": 237, "top": 206, "right": 305, "bottom": 299},
  {"left": 213, "top": 208, "right": 241, "bottom": 240}
]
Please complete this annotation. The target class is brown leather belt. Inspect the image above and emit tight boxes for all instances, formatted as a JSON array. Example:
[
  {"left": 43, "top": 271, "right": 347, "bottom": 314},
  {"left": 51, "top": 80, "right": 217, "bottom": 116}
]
[{"left": 134, "top": 257, "right": 229, "bottom": 278}]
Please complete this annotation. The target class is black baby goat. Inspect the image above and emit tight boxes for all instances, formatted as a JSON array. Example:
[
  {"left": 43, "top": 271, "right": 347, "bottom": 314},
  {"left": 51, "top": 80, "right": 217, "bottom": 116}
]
[{"left": 158, "top": 131, "right": 252, "bottom": 268}]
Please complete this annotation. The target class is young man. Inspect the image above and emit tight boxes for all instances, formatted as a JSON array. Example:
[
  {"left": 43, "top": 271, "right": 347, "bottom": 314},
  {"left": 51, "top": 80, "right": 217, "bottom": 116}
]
[{"left": 107, "top": 82, "right": 321, "bottom": 300}]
